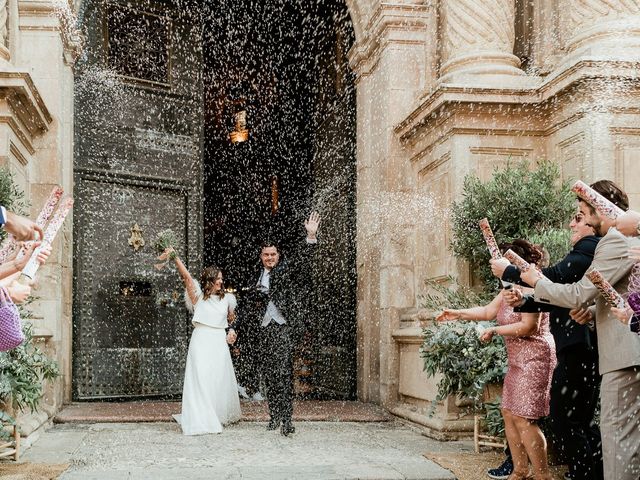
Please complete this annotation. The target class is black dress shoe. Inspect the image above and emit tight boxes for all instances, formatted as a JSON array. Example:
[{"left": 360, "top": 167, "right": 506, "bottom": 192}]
[
  {"left": 266, "top": 418, "right": 280, "bottom": 430},
  {"left": 281, "top": 421, "right": 295, "bottom": 436}
]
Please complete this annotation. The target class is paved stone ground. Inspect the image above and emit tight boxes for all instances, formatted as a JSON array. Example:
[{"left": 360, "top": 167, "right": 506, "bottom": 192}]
[
  {"left": 22, "top": 421, "right": 472, "bottom": 479},
  {"left": 54, "top": 400, "right": 390, "bottom": 423}
]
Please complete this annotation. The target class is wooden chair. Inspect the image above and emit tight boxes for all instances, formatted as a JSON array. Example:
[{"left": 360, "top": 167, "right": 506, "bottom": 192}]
[
  {"left": 0, "top": 424, "right": 20, "bottom": 461},
  {"left": 474, "top": 415, "right": 506, "bottom": 453}
]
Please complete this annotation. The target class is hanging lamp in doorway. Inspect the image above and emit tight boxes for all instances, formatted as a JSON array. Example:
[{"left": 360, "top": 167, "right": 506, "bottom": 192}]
[{"left": 229, "top": 108, "right": 249, "bottom": 143}]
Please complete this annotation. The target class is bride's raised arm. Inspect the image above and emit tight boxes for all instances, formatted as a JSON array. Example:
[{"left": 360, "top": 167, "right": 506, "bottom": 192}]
[{"left": 160, "top": 247, "right": 199, "bottom": 306}]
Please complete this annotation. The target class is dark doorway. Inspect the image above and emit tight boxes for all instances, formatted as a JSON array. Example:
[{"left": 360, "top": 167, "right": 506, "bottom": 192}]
[
  {"left": 202, "top": 0, "right": 357, "bottom": 399},
  {"left": 72, "top": 0, "right": 356, "bottom": 400}
]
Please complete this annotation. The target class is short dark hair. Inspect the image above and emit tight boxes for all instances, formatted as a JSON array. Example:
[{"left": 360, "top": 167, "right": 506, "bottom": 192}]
[
  {"left": 260, "top": 240, "right": 279, "bottom": 252},
  {"left": 585, "top": 180, "right": 629, "bottom": 213},
  {"left": 499, "top": 239, "right": 543, "bottom": 266}
]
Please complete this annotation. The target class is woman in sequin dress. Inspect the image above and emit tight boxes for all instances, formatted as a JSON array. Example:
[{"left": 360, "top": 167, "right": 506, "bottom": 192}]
[{"left": 437, "top": 241, "right": 556, "bottom": 480}]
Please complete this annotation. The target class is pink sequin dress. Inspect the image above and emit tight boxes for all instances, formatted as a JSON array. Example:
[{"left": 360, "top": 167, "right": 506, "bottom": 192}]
[{"left": 498, "top": 300, "right": 556, "bottom": 419}]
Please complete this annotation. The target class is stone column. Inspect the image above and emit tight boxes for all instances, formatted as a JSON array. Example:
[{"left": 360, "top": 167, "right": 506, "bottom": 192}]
[
  {"left": 440, "top": 0, "right": 522, "bottom": 82},
  {"left": 562, "top": 0, "right": 640, "bottom": 60},
  {"left": 0, "top": 0, "right": 9, "bottom": 62}
]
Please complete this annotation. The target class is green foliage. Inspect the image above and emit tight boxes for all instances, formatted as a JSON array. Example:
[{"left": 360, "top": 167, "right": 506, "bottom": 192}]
[
  {"left": 421, "top": 276, "right": 494, "bottom": 312},
  {"left": 421, "top": 322, "right": 507, "bottom": 405},
  {"left": 0, "top": 323, "right": 59, "bottom": 414},
  {"left": 450, "top": 160, "right": 575, "bottom": 290},
  {"left": 154, "top": 229, "right": 179, "bottom": 258},
  {"left": 482, "top": 396, "right": 505, "bottom": 437},
  {"left": 0, "top": 170, "right": 59, "bottom": 433}
]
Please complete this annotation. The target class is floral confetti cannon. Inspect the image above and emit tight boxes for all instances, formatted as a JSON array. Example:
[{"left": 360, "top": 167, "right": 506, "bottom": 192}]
[
  {"left": 571, "top": 180, "right": 624, "bottom": 220},
  {"left": 504, "top": 249, "right": 547, "bottom": 281},
  {"left": 585, "top": 268, "right": 625, "bottom": 309},
  {"left": 479, "top": 218, "right": 501, "bottom": 260},
  {"left": 0, "top": 186, "right": 64, "bottom": 264},
  {"left": 20, "top": 197, "right": 73, "bottom": 282}
]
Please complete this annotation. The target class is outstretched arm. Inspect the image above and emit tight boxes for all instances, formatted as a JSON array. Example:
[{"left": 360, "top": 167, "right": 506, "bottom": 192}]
[
  {"left": 160, "top": 247, "right": 198, "bottom": 305},
  {"left": 436, "top": 292, "right": 503, "bottom": 322}
]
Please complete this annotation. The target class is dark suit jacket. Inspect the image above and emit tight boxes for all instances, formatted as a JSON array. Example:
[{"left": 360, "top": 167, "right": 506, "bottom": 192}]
[
  {"left": 232, "top": 240, "right": 316, "bottom": 344},
  {"left": 504, "top": 235, "right": 600, "bottom": 353}
]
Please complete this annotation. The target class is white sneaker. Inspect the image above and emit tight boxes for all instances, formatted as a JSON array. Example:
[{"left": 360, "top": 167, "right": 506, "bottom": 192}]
[
  {"left": 238, "top": 385, "right": 250, "bottom": 399},
  {"left": 251, "top": 391, "right": 265, "bottom": 401}
]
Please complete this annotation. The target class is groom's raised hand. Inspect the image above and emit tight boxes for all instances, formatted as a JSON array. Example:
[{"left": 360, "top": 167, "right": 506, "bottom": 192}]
[{"left": 305, "top": 211, "right": 321, "bottom": 240}]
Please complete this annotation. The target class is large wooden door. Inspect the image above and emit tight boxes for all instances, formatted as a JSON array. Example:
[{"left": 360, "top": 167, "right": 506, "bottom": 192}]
[
  {"left": 73, "top": 1, "right": 203, "bottom": 399},
  {"left": 73, "top": 173, "right": 191, "bottom": 398}
]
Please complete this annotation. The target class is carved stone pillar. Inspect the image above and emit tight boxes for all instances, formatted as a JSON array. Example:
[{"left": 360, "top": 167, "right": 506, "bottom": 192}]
[
  {"left": 562, "top": 0, "right": 640, "bottom": 59},
  {"left": 0, "top": 0, "right": 9, "bottom": 61},
  {"left": 440, "top": 0, "right": 522, "bottom": 82}
]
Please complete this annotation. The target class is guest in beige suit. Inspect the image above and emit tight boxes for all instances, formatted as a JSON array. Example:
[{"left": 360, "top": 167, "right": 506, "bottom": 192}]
[{"left": 518, "top": 180, "right": 640, "bottom": 480}]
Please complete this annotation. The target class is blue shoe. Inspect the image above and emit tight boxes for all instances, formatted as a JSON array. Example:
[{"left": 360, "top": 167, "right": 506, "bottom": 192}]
[{"left": 487, "top": 457, "right": 513, "bottom": 479}]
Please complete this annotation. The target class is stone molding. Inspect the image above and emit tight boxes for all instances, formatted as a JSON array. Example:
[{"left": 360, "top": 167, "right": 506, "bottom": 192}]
[
  {"left": 348, "top": 2, "right": 432, "bottom": 80},
  {"left": 0, "top": 71, "right": 52, "bottom": 150},
  {"left": 396, "top": 59, "right": 640, "bottom": 145},
  {"left": 18, "top": 0, "right": 82, "bottom": 65}
]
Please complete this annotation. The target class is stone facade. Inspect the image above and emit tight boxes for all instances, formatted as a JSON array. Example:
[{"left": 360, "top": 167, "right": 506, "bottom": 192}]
[
  {"left": 4, "top": 0, "right": 640, "bottom": 438},
  {"left": 0, "top": 0, "right": 79, "bottom": 436},
  {"left": 350, "top": 0, "right": 640, "bottom": 435}
]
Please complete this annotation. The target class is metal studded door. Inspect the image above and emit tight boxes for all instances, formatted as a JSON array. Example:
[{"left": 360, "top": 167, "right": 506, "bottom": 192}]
[{"left": 73, "top": 173, "right": 191, "bottom": 399}]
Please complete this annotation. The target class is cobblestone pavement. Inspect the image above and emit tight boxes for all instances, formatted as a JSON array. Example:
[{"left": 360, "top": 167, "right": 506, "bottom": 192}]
[{"left": 22, "top": 420, "right": 471, "bottom": 479}]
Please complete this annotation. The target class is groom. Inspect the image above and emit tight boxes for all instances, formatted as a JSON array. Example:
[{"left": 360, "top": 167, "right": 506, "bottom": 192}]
[{"left": 228, "top": 211, "right": 320, "bottom": 436}]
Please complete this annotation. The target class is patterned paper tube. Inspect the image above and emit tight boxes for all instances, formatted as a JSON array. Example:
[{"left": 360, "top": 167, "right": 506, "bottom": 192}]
[
  {"left": 0, "top": 186, "right": 64, "bottom": 264},
  {"left": 571, "top": 180, "right": 624, "bottom": 220},
  {"left": 504, "top": 249, "right": 548, "bottom": 281},
  {"left": 504, "top": 249, "right": 531, "bottom": 271},
  {"left": 479, "top": 218, "right": 501, "bottom": 260},
  {"left": 585, "top": 268, "right": 625, "bottom": 309},
  {"left": 20, "top": 197, "right": 73, "bottom": 281},
  {"left": 14, "top": 186, "right": 65, "bottom": 262}
]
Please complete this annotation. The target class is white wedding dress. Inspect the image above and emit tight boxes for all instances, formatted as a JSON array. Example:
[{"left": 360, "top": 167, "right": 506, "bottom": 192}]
[{"left": 173, "top": 281, "right": 242, "bottom": 435}]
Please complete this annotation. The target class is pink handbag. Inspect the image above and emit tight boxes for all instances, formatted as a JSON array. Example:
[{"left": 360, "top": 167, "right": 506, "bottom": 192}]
[{"left": 0, "top": 286, "right": 23, "bottom": 351}]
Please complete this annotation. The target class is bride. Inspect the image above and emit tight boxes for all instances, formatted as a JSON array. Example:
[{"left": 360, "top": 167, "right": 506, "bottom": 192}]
[{"left": 161, "top": 247, "right": 242, "bottom": 435}]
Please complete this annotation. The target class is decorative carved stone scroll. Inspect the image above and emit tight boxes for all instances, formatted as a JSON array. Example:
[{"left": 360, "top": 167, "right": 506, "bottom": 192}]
[
  {"left": 561, "top": 0, "right": 640, "bottom": 57},
  {"left": 0, "top": 0, "right": 9, "bottom": 61},
  {"left": 440, "top": 0, "right": 522, "bottom": 81}
]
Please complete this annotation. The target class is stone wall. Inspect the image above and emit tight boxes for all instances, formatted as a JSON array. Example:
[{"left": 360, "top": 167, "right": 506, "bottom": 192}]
[
  {"left": 350, "top": 0, "right": 640, "bottom": 436},
  {"left": 0, "top": 0, "right": 78, "bottom": 436}
]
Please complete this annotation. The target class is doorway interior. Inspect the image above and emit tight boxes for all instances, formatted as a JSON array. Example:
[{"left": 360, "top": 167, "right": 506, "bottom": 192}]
[{"left": 202, "top": 0, "right": 358, "bottom": 399}]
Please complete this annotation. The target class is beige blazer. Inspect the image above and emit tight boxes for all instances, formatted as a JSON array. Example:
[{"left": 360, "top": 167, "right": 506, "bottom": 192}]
[{"left": 534, "top": 228, "right": 640, "bottom": 375}]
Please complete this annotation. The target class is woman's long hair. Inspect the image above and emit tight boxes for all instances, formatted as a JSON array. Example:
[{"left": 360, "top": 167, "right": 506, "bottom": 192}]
[{"left": 200, "top": 266, "right": 225, "bottom": 300}]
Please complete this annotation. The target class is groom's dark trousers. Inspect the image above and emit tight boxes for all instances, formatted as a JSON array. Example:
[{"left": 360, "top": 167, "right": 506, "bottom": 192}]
[{"left": 261, "top": 323, "right": 294, "bottom": 423}]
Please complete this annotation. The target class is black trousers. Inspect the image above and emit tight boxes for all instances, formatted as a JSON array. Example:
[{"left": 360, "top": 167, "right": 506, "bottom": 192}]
[
  {"left": 549, "top": 344, "right": 603, "bottom": 480},
  {"left": 260, "top": 322, "right": 294, "bottom": 423}
]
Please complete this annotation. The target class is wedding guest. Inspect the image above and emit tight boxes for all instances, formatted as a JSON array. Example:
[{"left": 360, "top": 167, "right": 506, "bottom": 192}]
[
  {"left": 518, "top": 180, "right": 640, "bottom": 480},
  {"left": 228, "top": 211, "right": 320, "bottom": 436},
  {"left": 611, "top": 297, "right": 640, "bottom": 334},
  {"left": 437, "top": 240, "right": 556, "bottom": 480},
  {"left": 611, "top": 246, "right": 640, "bottom": 334},
  {"left": 160, "top": 247, "right": 241, "bottom": 435},
  {"left": 490, "top": 212, "right": 603, "bottom": 480},
  {"left": 615, "top": 209, "right": 640, "bottom": 237},
  {"left": 0, "top": 207, "right": 44, "bottom": 241},
  {"left": 0, "top": 242, "right": 52, "bottom": 304}
]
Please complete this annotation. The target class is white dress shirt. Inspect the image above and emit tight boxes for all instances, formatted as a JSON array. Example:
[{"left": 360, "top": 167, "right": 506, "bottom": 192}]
[{"left": 258, "top": 268, "right": 286, "bottom": 326}]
